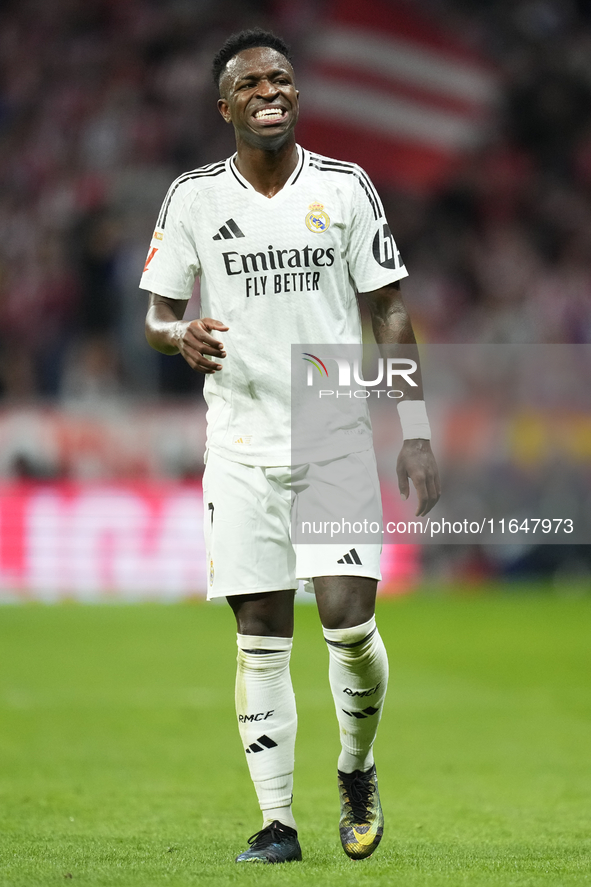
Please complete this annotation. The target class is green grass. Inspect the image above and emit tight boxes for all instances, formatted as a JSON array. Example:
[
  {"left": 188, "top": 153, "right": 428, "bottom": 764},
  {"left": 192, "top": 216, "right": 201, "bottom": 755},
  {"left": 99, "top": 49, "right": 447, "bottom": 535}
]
[{"left": 0, "top": 591, "right": 590, "bottom": 886}]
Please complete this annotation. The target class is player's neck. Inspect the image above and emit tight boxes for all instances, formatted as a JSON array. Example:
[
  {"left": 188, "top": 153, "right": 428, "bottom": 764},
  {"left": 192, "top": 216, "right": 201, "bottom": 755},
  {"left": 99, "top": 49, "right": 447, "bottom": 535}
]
[{"left": 234, "top": 139, "right": 298, "bottom": 198}]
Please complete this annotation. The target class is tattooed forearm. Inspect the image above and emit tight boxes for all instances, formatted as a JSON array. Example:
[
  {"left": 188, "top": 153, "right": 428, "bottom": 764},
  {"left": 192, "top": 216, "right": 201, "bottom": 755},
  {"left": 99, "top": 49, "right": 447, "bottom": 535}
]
[{"left": 365, "top": 282, "right": 416, "bottom": 345}]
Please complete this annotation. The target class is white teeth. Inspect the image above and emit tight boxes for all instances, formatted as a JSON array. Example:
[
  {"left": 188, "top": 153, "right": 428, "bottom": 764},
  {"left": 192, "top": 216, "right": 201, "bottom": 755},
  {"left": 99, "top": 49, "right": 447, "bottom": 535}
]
[{"left": 255, "top": 108, "right": 284, "bottom": 119}]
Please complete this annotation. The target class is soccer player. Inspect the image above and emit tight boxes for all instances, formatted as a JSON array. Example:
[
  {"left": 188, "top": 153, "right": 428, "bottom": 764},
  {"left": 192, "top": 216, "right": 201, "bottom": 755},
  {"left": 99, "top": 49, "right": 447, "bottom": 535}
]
[{"left": 142, "top": 28, "right": 439, "bottom": 864}]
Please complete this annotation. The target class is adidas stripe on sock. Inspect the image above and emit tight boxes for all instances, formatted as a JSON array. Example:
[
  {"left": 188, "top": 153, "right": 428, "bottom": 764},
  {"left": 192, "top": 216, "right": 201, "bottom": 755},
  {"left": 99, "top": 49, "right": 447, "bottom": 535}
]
[{"left": 323, "top": 616, "right": 388, "bottom": 774}]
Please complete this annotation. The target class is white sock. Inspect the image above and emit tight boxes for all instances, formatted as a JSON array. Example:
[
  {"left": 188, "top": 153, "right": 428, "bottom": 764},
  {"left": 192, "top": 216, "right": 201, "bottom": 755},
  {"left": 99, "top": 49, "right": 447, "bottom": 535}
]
[
  {"left": 236, "top": 634, "right": 297, "bottom": 830},
  {"left": 323, "top": 616, "right": 388, "bottom": 774}
]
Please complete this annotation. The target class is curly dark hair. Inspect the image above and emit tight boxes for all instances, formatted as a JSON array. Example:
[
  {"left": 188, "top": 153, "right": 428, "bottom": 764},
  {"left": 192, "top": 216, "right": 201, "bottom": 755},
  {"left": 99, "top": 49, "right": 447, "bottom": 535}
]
[{"left": 212, "top": 28, "right": 292, "bottom": 90}]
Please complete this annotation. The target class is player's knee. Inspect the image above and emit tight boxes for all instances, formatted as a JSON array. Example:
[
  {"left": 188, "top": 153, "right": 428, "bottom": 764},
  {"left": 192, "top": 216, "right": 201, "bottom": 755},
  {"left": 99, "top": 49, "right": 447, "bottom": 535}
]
[
  {"left": 235, "top": 615, "right": 292, "bottom": 637},
  {"left": 228, "top": 590, "right": 295, "bottom": 637},
  {"left": 322, "top": 612, "right": 373, "bottom": 631},
  {"left": 315, "top": 578, "right": 377, "bottom": 630}
]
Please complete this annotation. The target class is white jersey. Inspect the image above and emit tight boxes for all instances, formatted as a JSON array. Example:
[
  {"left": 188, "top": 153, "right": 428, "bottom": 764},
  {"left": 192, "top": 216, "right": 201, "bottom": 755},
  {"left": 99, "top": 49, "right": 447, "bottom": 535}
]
[{"left": 140, "top": 145, "right": 408, "bottom": 465}]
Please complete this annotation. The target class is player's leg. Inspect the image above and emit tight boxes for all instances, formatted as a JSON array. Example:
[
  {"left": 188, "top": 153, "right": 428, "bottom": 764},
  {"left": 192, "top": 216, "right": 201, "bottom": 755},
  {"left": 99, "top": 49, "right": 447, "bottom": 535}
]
[
  {"left": 228, "top": 590, "right": 297, "bottom": 821},
  {"left": 315, "top": 575, "right": 388, "bottom": 859},
  {"left": 228, "top": 589, "right": 297, "bottom": 824},
  {"left": 293, "top": 448, "right": 387, "bottom": 780},
  {"left": 292, "top": 447, "right": 387, "bottom": 854},
  {"left": 315, "top": 576, "right": 387, "bottom": 773},
  {"left": 228, "top": 589, "right": 300, "bottom": 862},
  {"left": 202, "top": 453, "right": 300, "bottom": 862}
]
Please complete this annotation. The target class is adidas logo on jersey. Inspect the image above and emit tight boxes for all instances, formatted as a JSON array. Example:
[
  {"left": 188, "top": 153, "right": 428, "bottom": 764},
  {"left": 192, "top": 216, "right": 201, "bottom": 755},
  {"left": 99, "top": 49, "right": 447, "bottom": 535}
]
[
  {"left": 337, "top": 548, "right": 362, "bottom": 565},
  {"left": 213, "top": 218, "right": 245, "bottom": 240}
]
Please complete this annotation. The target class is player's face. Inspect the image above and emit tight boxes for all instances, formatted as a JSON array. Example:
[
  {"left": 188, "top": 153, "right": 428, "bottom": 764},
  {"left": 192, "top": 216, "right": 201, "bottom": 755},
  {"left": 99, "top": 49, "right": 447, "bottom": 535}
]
[{"left": 217, "top": 47, "right": 299, "bottom": 149}]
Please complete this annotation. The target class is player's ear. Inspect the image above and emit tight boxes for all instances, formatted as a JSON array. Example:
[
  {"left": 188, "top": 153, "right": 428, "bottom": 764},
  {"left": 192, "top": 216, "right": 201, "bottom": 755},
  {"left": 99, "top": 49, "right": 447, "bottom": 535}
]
[{"left": 217, "top": 97, "right": 232, "bottom": 123}]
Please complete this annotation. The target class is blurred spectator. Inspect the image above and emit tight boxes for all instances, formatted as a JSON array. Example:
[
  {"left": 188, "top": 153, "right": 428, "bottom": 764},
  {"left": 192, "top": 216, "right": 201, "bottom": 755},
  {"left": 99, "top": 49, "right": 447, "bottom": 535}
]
[{"left": 61, "top": 333, "right": 123, "bottom": 403}]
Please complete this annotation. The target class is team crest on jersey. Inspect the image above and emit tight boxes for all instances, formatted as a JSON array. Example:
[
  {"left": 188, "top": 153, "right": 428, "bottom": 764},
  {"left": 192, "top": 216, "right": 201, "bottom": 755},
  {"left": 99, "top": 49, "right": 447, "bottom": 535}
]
[
  {"left": 209, "top": 559, "right": 214, "bottom": 586},
  {"left": 305, "top": 202, "right": 330, "bottom": 233}
]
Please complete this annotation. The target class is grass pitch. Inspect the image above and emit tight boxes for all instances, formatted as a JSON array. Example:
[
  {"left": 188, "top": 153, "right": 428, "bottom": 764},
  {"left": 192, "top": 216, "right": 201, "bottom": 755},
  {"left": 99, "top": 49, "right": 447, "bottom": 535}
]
[{"left": 0, "top": 591, "right": 590, "bottom": 886}]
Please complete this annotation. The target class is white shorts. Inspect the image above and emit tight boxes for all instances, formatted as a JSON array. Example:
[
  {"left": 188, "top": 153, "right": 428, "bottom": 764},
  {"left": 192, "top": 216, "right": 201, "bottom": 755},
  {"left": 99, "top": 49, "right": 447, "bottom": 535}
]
[{"left": 202, "top": 449, "right": 382, "bottom": 599}]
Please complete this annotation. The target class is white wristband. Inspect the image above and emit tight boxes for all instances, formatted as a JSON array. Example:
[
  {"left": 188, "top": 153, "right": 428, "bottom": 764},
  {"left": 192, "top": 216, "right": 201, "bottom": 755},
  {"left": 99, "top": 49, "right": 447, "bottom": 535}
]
[{"left": 397, "top": 400, "right": 431, "bottom": 440}]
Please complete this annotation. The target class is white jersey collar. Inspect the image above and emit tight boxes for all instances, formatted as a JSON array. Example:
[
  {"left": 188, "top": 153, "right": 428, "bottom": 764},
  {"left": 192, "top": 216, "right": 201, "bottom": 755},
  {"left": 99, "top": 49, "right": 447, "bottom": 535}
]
[{"left": 228, "top": 145, "right": 306, "bottom": 199}]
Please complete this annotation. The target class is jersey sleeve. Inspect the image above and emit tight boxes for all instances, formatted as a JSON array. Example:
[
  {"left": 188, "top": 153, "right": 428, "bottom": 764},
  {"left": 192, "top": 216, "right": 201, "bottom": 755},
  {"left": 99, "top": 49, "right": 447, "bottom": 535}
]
[
  {"left": 139, "top": 181, "right": 200, "bottom": 300},
  {"left": 346, "top": 165, "right": 408, "bottom": 293}
]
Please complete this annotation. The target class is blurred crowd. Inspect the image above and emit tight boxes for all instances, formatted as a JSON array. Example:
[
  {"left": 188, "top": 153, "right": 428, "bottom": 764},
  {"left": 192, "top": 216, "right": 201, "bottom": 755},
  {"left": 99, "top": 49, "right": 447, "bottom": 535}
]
[
  {"left": 0, "top": 0, "right": 268, "bottom": 402},
  {"left": 1, "top": 0, "right": 591, "bottom": 404},
  {"left": 387, "top": 0, "right": 591, "bottom": 345}
]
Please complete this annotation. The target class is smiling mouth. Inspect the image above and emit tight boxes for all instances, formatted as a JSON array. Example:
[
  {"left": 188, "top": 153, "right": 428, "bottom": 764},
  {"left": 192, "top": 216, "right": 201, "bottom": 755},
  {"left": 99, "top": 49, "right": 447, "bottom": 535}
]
[{"left": 253, "top": 107, "right": 286, "bottom": 122}]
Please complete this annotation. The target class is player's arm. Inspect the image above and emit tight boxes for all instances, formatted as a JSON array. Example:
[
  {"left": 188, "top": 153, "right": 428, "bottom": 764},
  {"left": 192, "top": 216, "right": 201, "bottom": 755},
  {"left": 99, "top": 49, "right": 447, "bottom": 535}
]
[
  {"left": 145, "top": 293, "right": 228, "bottom": 374},
  {"left": 363, "top": 281, "right": 440, "bottom": 516}
]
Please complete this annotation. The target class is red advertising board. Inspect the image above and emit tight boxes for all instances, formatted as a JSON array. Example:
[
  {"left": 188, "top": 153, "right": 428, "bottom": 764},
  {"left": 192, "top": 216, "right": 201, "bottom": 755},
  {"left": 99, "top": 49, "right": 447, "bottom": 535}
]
[{"left": 0, "top": 482, "right": 417, "bottom": 601}]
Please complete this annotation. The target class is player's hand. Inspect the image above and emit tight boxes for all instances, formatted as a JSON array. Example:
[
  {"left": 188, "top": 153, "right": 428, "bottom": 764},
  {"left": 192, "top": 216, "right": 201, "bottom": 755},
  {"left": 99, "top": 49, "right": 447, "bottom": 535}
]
[
  {"left": 175, "top": 317, "right": 229, "bottom": 373},
  {"left": 396, "top": 439, "right": 440, "bottom": 516}
]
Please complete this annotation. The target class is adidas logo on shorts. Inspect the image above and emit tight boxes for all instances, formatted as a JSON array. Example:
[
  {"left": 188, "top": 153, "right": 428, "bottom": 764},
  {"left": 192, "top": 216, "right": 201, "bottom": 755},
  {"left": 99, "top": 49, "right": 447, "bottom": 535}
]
[
  {"left": 213, "top": 218, "right": 245, "bottom": 240},
  {"left": 337, "top": 548, "right": 362, "bottom": 565}
]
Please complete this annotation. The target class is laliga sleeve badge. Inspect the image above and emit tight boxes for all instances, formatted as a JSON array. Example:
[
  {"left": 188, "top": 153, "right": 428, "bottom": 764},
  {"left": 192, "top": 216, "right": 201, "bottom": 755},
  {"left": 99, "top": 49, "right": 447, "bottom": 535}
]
[
  {"left": 143, "top": 246, "right": 158, "bottom": 272},
  {"left": 209, "top": 559, "right": 214, "bottom": 586},
  {"left": 305, "top": 202, "right": 330, "bottom": 233}
]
